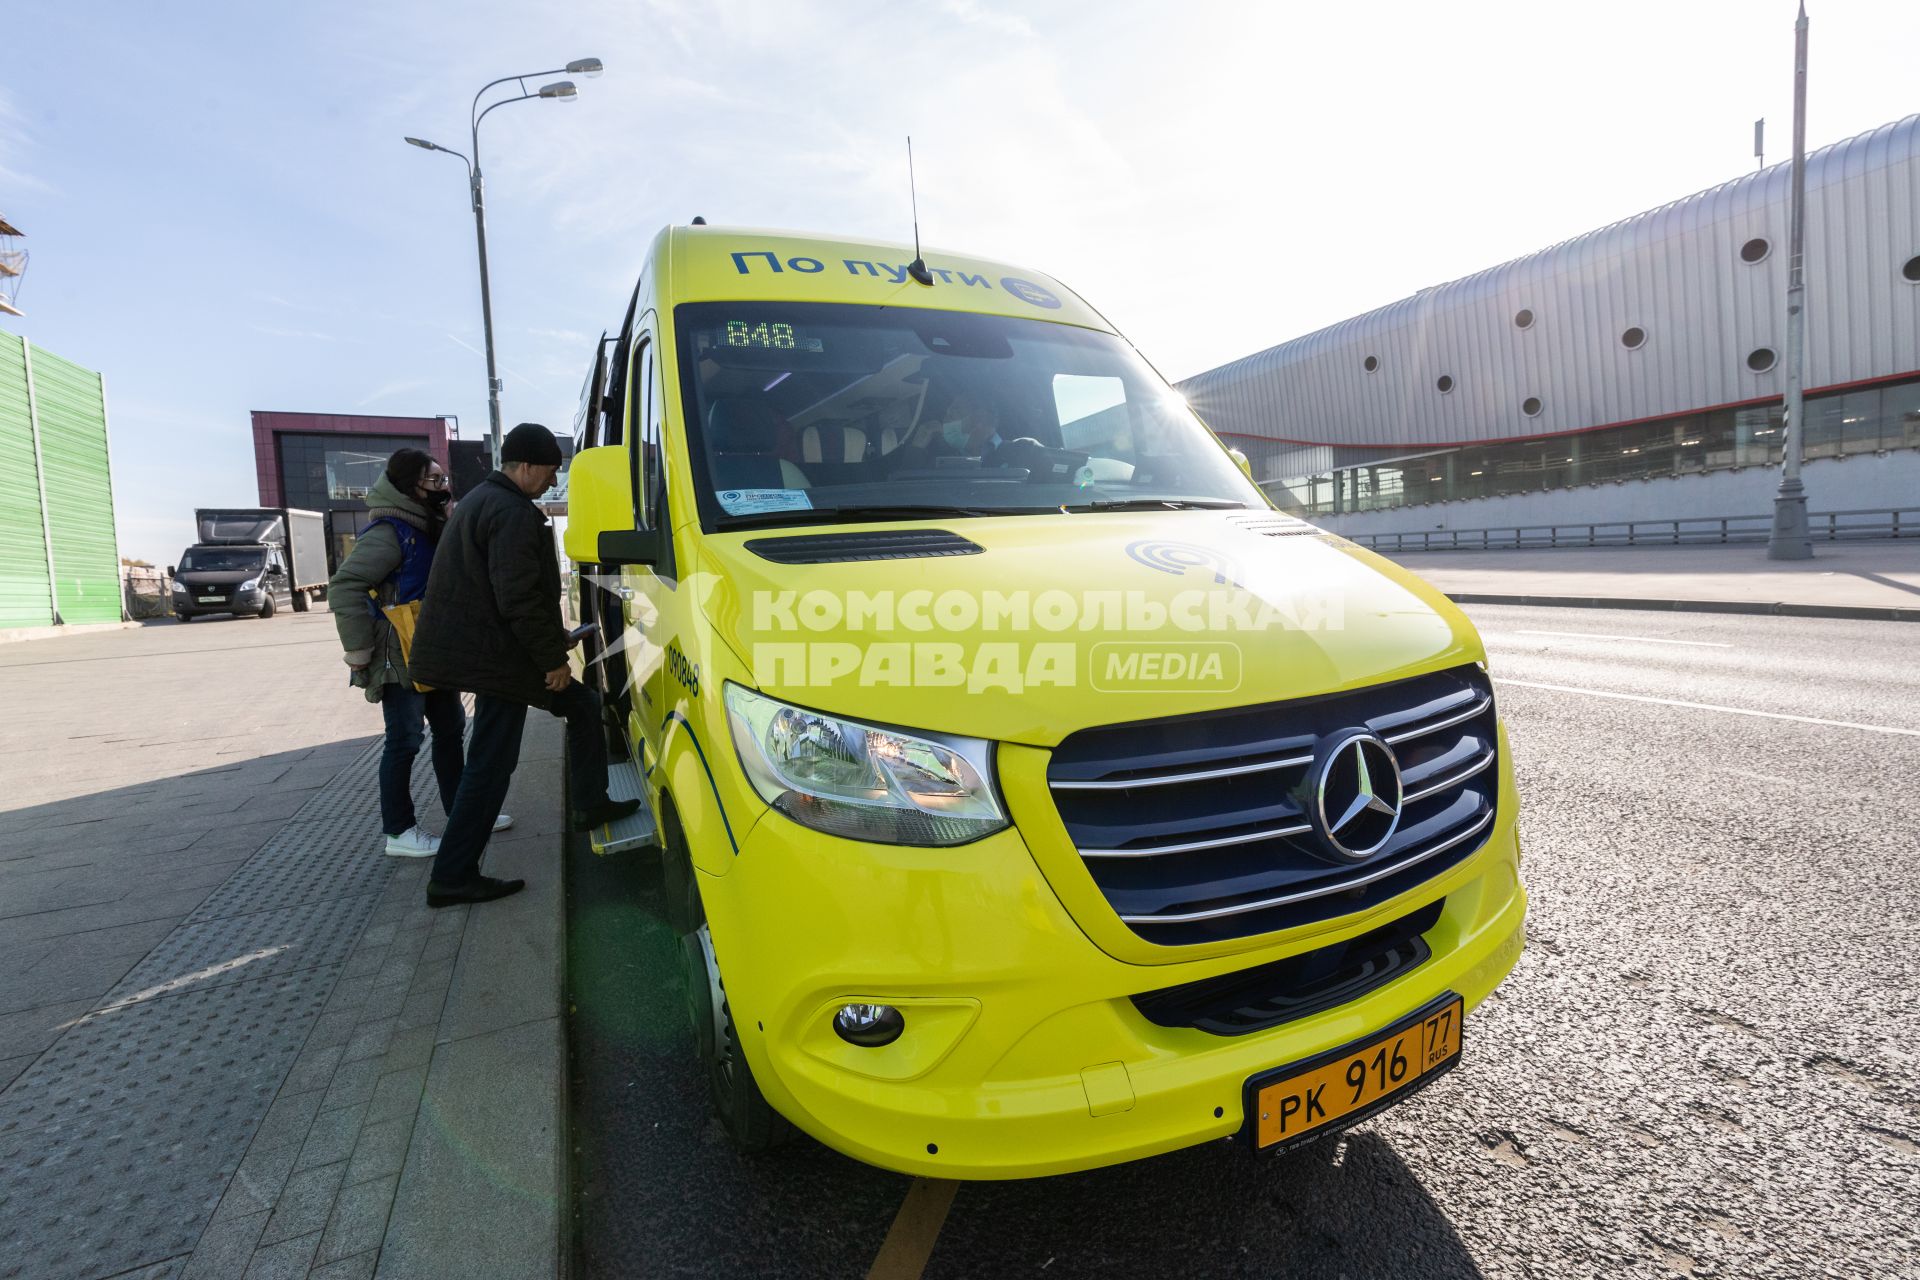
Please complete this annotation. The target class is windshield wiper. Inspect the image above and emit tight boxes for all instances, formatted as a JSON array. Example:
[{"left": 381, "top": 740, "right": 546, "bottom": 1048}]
[
  {"left": 1064, "top": 498, "right": 1250, "bottom": 512},
  {"left": 716, "top": 503, "right": 1037, "bottom": 530}
]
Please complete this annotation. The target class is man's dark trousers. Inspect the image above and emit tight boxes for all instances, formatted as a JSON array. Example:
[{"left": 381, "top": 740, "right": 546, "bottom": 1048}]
[{"left": 429, "top": 680, "right": 612, "bottom": 887}]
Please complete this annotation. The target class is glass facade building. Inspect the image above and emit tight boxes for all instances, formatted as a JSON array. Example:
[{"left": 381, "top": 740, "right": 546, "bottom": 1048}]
[
  {"left": 1264, "top": 379, "right": 1920, "bottom": 517},
  {"left": 250, "top": 411, "right": 450, "bottom": 571},
  {"left": 1179, "top": 115, "right": 1920, "bottom": 531}
]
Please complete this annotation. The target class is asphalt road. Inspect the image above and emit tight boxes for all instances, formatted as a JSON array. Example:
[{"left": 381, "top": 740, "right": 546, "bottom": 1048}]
[{"left": 565, "top": 605, "right": 1920, "bottom": 1279}]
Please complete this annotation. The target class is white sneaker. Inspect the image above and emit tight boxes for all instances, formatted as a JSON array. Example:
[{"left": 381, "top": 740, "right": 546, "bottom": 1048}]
[
  {"left": 385, "top": 825, "right": 441, "bottom": 858},
  {"left": 493, "top": 813, "right": 515, "bottom": 833}
]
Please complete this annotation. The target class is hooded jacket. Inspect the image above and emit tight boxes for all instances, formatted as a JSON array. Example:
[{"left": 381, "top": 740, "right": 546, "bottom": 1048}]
[
  {"left": 328, "top": 472, "right": 442, "bottom": 702},
  {"left": 408, "top": 470, "right": 569, "bottom": 709}
]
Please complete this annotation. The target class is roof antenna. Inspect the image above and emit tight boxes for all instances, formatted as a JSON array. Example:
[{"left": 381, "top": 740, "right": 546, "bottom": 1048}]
[{"left": 905, "top": 136, "right": 934, "bottom": 285}]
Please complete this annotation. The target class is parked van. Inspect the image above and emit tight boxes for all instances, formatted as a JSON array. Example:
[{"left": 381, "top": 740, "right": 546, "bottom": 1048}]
[{"left": 563, "top": 226, "right": 1525, "bottom": 1178}]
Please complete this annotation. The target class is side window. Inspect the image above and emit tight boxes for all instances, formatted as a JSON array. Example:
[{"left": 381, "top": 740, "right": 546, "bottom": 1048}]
[
  {"left": 629, "top": 337, "right": 656, "bottom": 528},
  {"left": 644, "top": 347, "right": 664, "bottom": 527},
  {"left": 575, "top": 334, "right": 614, "bottom": 450}
]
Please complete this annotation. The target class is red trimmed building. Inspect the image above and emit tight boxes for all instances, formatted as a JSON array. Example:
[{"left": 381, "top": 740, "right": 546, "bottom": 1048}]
[{"left": 250, "top": 411, "right": 450, "bottom": 570}]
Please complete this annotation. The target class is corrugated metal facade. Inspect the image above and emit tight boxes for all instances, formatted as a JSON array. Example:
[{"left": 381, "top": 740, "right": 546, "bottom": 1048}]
[
  {"left": 1180, "top": 114, "right": 1920, "bottom": 462},
  {"left": 0, "top": 331, "right": 120, "bottom": 629},
  {"left": 0, "top": 334, "right": 54, "bottom": 628},
  {"left": 32, "top": 347, "right": 121, "bottom": 623}
]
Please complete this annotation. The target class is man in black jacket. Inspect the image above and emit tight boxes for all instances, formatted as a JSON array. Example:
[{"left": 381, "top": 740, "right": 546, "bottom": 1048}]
[{"left": 410, "top": 423, "right": 639, "bottom": 907}]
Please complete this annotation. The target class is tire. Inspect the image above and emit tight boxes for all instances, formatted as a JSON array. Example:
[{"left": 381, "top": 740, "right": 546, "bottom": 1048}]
[
  {"left": 177, "top": 613, "right": 193, "bottom": 623},
  {"left": 291, "top": 589, "right": 310, "bottom": 613},
  {"left": 258, "top": 594, "right": 275, "bottom": 619},
  {"left": 665, "top": 807, "right": 792, "bottom": 1154}
]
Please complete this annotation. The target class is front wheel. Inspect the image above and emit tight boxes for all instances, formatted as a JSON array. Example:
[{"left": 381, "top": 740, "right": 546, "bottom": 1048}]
[
  {"left": 257, "top": 594, "right": 276, "bottom": 619},
  {"left": 666, "top": 809, "right": 791, "bottom": 1154},
  {"left": 680, "top": 924, "right": 791, "bottom": 1154}
]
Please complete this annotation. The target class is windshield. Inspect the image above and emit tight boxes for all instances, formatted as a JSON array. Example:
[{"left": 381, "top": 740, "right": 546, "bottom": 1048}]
[
  {"left": 673, "top": 302, "right": 1263, "bottom": 529},
  {"left": 179, "top": 549, "right": 265, "bottom": 572}
]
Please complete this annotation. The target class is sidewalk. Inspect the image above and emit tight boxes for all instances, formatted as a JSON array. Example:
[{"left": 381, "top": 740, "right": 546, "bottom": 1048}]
[
  {"left": 1377, "top": 539, "right": 1920, "bottom": 620},
  {"left": 0, "top": 617, "right": 568, "bottom": 1280}
]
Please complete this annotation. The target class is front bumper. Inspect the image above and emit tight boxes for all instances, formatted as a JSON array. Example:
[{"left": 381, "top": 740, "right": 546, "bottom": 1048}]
[
  {"left": 703, "top": 755, "right": 1526, "bottom": 1180},
  {"left": 174, "top": 592, "right": 262, "bottom": 617}
]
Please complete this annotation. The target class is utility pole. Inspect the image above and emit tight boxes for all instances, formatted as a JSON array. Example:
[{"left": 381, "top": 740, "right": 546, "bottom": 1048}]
[
  {"left": 405, "top": 58, "right": 602, "bottom": 471},
  {"left": 1768, "top": 2, "right": 1813, "bottom": 561},
  {"left": 469, "top": 162, "right": 505, "bottom": 470}
]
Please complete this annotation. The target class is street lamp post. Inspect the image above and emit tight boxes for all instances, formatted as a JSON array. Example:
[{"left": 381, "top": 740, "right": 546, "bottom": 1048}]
[
  {"left": 1768, "top": 6, "right": 1812, "bottom": 561},
  {"left": 406, "top": 58, "right": 603, "bottom": 470}
]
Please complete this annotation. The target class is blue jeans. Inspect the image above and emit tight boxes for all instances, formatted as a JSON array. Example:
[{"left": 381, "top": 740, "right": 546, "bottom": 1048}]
[{"left": 379, "top": 686, "right": 468, "bottom": 837}]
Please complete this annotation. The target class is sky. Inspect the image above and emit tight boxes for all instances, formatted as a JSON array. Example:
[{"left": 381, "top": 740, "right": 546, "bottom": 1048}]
[{"left": 3, "top": 0, "right": 1916, "bottom": 563}]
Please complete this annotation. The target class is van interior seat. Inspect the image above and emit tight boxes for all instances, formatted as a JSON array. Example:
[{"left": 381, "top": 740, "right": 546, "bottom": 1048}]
[
  {"left": 800, "top": 422, "right": 868, "bottom": 464},
  {"left": 707, "top": 398, "right": 810, "bottom": 490}
]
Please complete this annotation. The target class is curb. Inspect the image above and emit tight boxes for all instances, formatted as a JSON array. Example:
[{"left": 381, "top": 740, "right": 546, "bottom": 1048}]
[
  {"left": 0, "top": 620, "right": 141, "bottom": 644},
  {"left": 1444, "top": 592, "right": 1920, "bottom": 623}
]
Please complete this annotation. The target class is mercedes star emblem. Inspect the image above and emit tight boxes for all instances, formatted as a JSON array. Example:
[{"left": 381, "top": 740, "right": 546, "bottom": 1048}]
[{"left": 1312, "top": 731, "right": 1404, "bottom": 862}]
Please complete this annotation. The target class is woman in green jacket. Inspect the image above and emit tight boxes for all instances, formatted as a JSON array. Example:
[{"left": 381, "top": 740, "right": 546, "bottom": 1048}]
[{"left": 329, "top": 449, "right": 511, "bottom": 856}]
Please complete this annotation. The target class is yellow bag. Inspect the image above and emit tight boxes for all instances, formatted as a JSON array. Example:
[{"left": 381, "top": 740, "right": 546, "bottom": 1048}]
[{"left": 380, "top": 597, "right": 434, "bottom": 692}]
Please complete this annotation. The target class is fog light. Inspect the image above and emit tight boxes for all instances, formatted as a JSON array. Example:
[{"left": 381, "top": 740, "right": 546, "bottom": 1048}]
[{"left": 832, "top": 1003, "right": 904, "bottom": 1047}]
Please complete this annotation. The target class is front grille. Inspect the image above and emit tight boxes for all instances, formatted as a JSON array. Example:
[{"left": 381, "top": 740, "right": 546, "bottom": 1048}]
[
  {"left": 1132, "top": 899, "right": 1443, "bottom": 1035},
  {"left": 1046, "top": 665, "right": 1497, "bottom": 945}
]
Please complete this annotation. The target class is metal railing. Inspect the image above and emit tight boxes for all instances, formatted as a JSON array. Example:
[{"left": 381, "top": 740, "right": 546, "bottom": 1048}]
[{"left": 1349, "top": 507, "right": 1919, "bottom": 553}]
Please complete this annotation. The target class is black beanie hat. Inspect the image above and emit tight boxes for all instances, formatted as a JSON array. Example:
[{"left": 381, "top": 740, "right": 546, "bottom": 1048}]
[{"left": 501, "top": 422, "right": 562, "bottom": 466}]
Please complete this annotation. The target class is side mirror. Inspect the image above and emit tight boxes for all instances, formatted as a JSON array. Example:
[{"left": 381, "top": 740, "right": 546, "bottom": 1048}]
[
  {"left": 563, "top": 445, "right": 653, "bottom": 565},
  {"left": 1227, "top": 448, "right": 1254, "bottom": 482},
  {"left": 167, "top": 565, "right": 177, "bottom": 577}
]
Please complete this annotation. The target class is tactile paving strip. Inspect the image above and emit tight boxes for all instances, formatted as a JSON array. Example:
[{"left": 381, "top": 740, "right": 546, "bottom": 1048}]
[
  {"left": 101, "top": 894, "right": 379, "bottom": 1008},
  {"left": 0, "top": 1094, "right": 257, "bottom": 1280},
  {"left": 0, "top": 954, "right": 338, "bottom": 1138},
  {"left": 0, "top": 967, "right": 337, "bottom": 1279},
  {"left": 188, "top": 746, "right": 393, "bottom": 922},
  {"left": 0, "top": 734, "right": 399, "bottom": 1280}
]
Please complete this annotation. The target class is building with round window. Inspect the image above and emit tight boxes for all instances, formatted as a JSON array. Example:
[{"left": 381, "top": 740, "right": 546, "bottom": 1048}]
[{"left": 1179, "top": 115, "right": 1920, "bottom": 538}]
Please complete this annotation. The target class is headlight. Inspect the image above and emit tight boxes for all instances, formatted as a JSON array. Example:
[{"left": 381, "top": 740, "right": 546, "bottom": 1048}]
[
  {"left": 239, "top": 578, "right": 260, "bottom": 592},
  {"left": 723, "top": 683, "right": 1006, "bottom": 846}
]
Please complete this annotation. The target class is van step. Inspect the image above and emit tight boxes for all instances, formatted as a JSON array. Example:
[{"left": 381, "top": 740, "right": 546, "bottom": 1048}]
[{"left": 592, "top": 752, "right": 658, "bottom": 855}]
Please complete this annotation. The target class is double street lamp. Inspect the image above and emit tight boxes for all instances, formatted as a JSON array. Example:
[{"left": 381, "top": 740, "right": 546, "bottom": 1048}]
[{"left": 406, "top": 57, "right": 604, "bottom": 469}]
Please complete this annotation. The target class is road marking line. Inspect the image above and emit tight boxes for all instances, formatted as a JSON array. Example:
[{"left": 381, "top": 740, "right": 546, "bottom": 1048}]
[
  {"left": 1509, "top": 629, "right": 1733, "bottom": 648},
  {"left": 867, "top": 1178, "right": 959, "bottom": 1280},
  {"left": 1494, "top": 678, "right": 1920, "bottom": 737}
]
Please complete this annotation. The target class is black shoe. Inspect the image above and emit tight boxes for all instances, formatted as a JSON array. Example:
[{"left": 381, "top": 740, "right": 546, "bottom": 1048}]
[
  {"left": 571, "top": 796, "right": 642, "bottom": 831},
  {"left": 426, "top": 875, "right": 527, "bottom": 908}
]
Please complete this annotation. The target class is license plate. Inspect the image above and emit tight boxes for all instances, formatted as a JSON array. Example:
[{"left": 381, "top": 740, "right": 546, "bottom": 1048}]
[
  {"left": 197, "top": 597, "right": 221, "bottom": 604},
  {"left": 1247, "top": 994, "right": 1463, "bottom": 1151}
]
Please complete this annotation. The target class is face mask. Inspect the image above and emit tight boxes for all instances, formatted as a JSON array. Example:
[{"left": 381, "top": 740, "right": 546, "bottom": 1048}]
[
  {"left": 422, "top": 488, "right": 451, "bottom": 510},
  {"left": 941, "top": 420, "right": 969, "bottom": 449}
]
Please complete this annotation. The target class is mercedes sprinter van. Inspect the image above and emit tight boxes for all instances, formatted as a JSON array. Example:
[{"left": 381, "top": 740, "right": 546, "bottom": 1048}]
[{"left": 563, "top": 225, "right": 1526, "bottom": 1178}]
